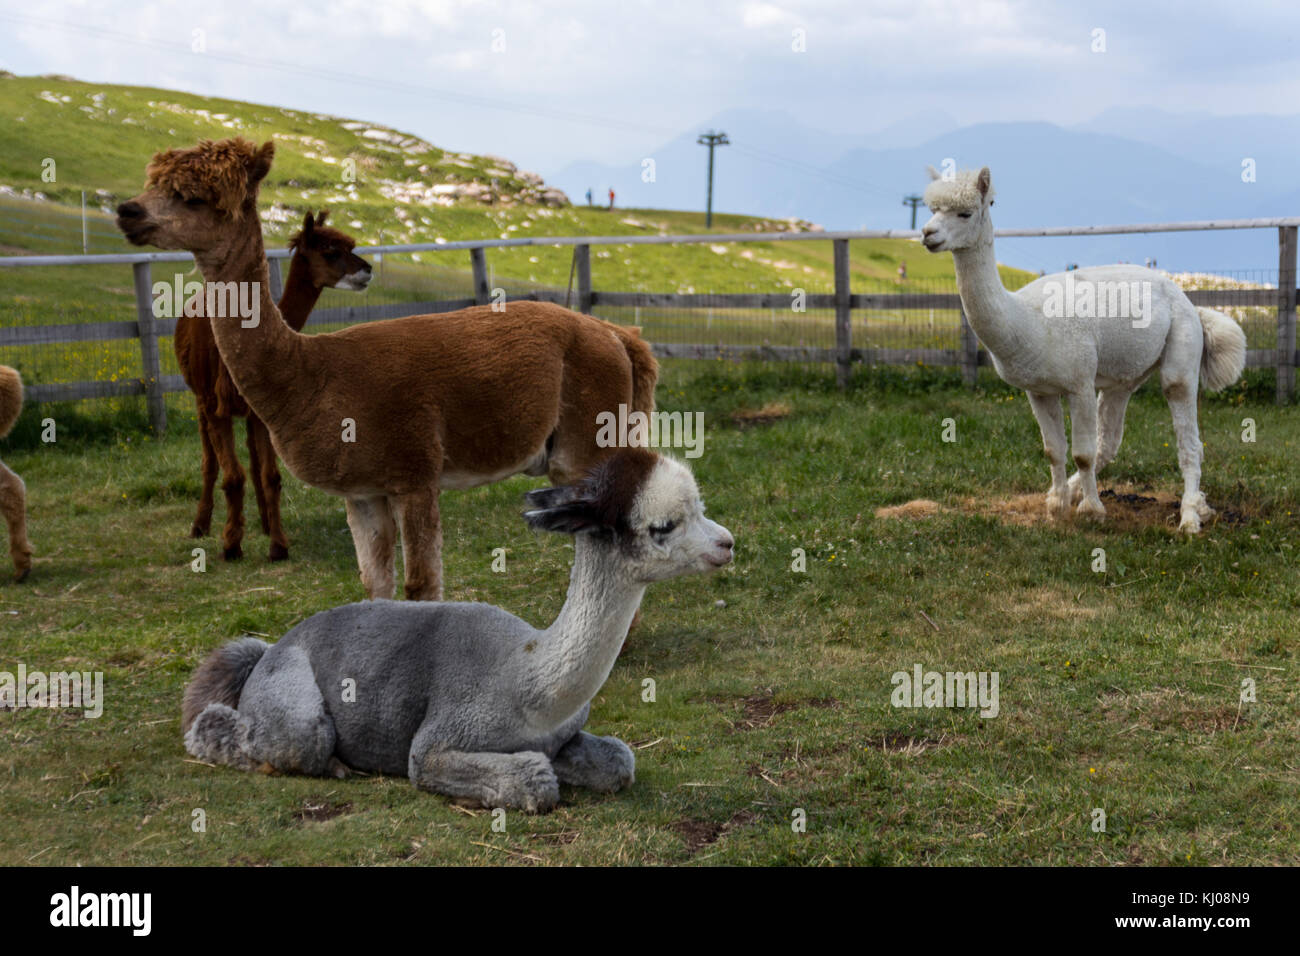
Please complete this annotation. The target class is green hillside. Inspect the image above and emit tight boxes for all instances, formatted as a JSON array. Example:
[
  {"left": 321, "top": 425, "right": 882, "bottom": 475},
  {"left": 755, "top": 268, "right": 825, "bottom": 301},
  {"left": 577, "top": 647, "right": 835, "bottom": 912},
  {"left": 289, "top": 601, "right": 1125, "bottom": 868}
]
[{"left": 0, "top": 72, "right": 1034, "bottom": 295}]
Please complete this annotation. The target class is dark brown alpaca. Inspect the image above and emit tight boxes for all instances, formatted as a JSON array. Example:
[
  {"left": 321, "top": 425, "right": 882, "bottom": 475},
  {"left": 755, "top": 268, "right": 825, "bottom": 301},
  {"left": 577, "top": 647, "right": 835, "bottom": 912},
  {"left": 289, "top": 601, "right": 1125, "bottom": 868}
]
[
  {"left": 175, "top": 211, "right": 371, "bottom": 561},
  {"left": 118, "top": 138, "right": 658, "bottom": 601}
]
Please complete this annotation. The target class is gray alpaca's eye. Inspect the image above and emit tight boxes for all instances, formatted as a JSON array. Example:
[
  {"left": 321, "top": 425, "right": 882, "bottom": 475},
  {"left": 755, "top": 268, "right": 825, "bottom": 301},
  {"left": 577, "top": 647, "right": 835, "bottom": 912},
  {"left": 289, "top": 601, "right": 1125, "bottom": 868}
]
[
  {"left": 649, "top": 520, "right": 677, "bottom": 536},
  {"left": 958, "top": 212, "right": 972, "bottom": 219}
]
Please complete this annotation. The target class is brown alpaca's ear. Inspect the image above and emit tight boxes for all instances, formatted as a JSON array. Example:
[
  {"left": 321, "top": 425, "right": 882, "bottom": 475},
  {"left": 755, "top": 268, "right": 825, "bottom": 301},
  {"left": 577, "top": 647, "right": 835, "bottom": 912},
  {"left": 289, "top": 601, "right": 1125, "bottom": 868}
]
[
  {"left": 247, "top": 141, "right": 275, "bottom": 186},
  {"left": 315, "top": 210, "right": 329, "bottom": 227},
  {"left": 302, "top": 211, "right": 314, "bottom": 234}
]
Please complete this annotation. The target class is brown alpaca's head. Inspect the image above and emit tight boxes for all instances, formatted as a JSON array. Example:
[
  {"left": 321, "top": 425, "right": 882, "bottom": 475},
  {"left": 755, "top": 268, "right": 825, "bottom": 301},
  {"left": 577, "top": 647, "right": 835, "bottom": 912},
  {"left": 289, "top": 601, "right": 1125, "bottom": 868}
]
[
  {"left": 288, "top": 211, "right": 372, "bottom": 292},
  {"left": 116, "top": 137, "right": 275, "bottom": 255}
]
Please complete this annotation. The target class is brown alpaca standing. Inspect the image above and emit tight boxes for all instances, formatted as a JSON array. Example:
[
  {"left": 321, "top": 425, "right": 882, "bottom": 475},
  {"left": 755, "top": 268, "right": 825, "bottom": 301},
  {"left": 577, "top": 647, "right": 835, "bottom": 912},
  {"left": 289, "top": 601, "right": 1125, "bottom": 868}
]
[
  {"left": 0, "top": 366, "right": 33, "bottom": 581},
  {"left": 117, "top": 138, "right": 658, "bottom": 601},
  {"left": 176, "top": 210, "right": 371, "bottom": 561}
]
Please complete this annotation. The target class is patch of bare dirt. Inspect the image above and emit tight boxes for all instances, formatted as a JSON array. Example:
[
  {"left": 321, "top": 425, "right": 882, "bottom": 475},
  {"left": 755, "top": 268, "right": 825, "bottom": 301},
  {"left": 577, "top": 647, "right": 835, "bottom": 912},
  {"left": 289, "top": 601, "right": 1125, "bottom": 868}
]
[
  {"left": 1100, "top": 687, "right": 1249, "bottom": 733},
  {"left": 707, "top": 689, "right": 842, "bottom": 731},
  {"left": 729, "top": 401, "right": 792, "bottom": 430},
  {"left": 292, "top": 799, "right": 353, "bottom": 823},
  {"left": 673, "top": 808, "right": 758, "bottom": 854}
]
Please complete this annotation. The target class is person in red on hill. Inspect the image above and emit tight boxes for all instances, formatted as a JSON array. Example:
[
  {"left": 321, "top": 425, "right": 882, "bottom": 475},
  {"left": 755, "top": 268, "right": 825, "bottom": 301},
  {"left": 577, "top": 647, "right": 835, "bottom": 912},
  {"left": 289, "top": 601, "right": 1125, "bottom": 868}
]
[{"left": 608, "top": 187, "right": 615, "bottom": 211}]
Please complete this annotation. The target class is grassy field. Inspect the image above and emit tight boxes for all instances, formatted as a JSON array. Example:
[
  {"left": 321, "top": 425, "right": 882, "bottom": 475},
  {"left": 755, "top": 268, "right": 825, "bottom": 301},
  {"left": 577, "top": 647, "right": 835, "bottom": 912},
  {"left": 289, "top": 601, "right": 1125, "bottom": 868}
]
[{"left": 0, "top": 362, "right": 1295, "bottom": 866}]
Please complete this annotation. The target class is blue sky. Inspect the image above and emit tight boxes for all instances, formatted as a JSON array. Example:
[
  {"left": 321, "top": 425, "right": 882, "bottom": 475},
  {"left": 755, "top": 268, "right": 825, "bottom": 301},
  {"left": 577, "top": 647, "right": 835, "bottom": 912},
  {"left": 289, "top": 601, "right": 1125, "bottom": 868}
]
[{"left": 3, "top": 0, "right": 1298, "bottom": 177}]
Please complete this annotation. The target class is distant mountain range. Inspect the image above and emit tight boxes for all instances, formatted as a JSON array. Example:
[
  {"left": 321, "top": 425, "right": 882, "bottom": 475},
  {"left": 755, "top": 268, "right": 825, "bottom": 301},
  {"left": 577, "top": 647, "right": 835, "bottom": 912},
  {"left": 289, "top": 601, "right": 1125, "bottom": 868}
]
[{"left": 550, "top": 107, "right": 1299, "bottom": 273}]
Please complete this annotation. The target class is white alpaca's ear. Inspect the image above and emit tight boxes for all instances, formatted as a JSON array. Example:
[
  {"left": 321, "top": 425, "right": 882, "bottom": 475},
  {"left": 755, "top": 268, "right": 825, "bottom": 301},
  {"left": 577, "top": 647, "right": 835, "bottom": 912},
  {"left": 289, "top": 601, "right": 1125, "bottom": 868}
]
[
  {"left": 976, "top": 167, "right": 992, "bottom": 199},
  {"left": 926, "top": 165, "right": 941, "bottom": 182}
]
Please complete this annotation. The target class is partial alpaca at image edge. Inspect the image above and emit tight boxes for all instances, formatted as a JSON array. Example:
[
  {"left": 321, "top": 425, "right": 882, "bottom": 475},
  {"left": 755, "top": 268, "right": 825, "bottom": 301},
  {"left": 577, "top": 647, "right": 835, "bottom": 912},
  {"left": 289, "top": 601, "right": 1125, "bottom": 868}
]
[
  {"left": 0, "top": 366, "right": 33, "bottom": 582},
  {"left": 116, "top": 137, "right": 659, "bottom": 601},
  {"left": 176, "top": 210, "right": 372, "bottom": 563},
  {"left": 182, "top": 449, "right": 734, "bottom": 812},
  {"left": 921, "top": 165, "right": 1247, "bottom": 534}
]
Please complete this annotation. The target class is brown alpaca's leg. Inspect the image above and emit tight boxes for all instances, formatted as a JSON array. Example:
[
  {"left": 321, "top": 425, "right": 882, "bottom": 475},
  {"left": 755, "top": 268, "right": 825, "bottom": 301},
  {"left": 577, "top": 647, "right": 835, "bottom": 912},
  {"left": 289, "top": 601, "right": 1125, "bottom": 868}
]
[
  {"left": 207, "top": 413, "right": 246, "bottom": 561},
  {"left": 344, "top": 495, "right": 397, "bottom": 599},
  {"left": 248, "top": 415, "right": 289, "bottom": 561},
  {"left": 245, "top": 415, "right": 270, "bottom": 535},
  {"left": 192, "top": 406, "right": 218, "bottom": 538},
  {"left": 0, "top": 461, "right": 33, "bottom": 582},
  {"left": 393, "top": 488, "right": 442, "bottom": 601}
]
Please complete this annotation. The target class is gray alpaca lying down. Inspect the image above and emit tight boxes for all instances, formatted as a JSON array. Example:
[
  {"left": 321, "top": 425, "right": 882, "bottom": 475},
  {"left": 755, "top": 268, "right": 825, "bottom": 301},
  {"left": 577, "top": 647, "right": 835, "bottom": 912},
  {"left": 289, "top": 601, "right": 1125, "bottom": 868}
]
[{"left": 182, "top": 448, "right": 734, "bottom": 811}]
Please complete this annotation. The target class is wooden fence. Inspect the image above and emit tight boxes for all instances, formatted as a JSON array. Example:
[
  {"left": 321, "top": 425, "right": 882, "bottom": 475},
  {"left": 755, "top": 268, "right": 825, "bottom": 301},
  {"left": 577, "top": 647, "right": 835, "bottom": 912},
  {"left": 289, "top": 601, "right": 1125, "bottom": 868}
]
[{"left": 1, "top": 217, "right": 1298, "bottom": 434}]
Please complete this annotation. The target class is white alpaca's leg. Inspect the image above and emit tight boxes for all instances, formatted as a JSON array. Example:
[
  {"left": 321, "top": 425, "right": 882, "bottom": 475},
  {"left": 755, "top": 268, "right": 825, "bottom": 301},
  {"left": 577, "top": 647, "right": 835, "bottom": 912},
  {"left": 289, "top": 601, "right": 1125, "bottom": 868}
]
[
  {"left": 1068, "top": 390, "right": 1105, "bottom": 519},
  {"left": 551, "top": 731, "right": 636, "bottom": 793},
  {"left": 1068, "top": 386, "right": 1134, "bottom": 503},
  {"left": 345, "top": 495, "right": 397, "bottom": 599},
  {"left": 1161, "top": 317, "right": 1211, "bottom": 533},
  {"left": 1026, "top": 392, "right": 1070, "bottom": 519},
  {"left": 1162, "top": 379, "right": 1209, "bottom": 533},
  {"left": 235, "top": 645, "right": 337, "bottom": 775}
]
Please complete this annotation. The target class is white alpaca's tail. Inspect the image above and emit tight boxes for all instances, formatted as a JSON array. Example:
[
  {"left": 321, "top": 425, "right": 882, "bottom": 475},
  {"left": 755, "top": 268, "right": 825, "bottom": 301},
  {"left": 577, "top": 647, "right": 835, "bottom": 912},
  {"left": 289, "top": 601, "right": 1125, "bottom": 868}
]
[{"left": 1197, "top": 308, "right": 1247, "bottom": 392}]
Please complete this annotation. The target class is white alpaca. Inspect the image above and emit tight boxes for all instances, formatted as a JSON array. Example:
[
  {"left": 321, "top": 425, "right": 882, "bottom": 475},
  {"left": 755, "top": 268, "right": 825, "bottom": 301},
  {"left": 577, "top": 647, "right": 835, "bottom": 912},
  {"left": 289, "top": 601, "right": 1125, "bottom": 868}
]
[{"left": 920, "top": 166, "right": 1246, "bottom": 533}]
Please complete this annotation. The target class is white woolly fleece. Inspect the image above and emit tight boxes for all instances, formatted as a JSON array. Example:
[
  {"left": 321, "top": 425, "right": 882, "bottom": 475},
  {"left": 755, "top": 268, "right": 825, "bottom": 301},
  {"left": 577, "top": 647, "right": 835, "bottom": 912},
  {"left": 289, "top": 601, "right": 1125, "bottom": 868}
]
[{"left": 923, "top": 169, "right": 993, "bottom": 213}]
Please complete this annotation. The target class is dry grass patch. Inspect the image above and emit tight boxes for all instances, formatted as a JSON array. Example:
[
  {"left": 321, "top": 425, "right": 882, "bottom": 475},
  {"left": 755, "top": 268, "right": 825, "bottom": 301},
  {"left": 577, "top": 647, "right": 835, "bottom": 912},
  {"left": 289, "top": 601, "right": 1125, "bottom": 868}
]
[
  {"left": 729, "top": 401, "right": 792, "bottom": 429},
  {"left": 998, "top": 585, "right": 1106, "bottom": 622},
  {"left": 875, "top": 483, "right": 1256, "bottom": 531}
]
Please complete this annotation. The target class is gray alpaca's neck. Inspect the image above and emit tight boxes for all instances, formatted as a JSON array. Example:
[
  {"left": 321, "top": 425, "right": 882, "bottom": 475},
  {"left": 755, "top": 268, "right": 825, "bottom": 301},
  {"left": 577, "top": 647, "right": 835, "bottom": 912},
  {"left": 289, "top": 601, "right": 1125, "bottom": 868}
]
[
  {"left": 951, "top": 228, "right": 1037, "bottom": 361},
  {"left": 193, "top": 218, "right": 306, "bottom": 427},
  {"left": 527, "top": 537, "right": 645, "bottom": 729}
]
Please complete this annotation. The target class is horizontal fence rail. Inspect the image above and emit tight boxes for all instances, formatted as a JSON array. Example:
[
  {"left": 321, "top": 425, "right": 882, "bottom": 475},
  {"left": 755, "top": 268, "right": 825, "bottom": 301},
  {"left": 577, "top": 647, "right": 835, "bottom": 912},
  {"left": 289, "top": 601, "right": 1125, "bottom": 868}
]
[{"left": 1, "top": 217, "right": 1298, "bottom": 433}]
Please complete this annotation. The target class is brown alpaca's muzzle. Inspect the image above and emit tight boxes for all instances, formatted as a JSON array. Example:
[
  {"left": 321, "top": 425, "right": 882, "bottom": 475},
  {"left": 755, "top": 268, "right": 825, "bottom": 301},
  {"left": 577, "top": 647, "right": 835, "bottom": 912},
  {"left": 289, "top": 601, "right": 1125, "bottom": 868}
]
[{"left": 116, "top": 200, "right": 158, "bottom": 246}]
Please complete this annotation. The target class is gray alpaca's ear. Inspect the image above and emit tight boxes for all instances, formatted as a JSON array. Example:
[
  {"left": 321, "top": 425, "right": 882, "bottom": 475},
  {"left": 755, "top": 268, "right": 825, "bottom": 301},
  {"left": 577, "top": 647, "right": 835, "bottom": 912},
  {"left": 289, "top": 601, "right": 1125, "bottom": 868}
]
[
  {"left": 523, "top": 498, "right": 603, "bottom": 535},
  {"left": 926, "top": 165, "right": 941, "bottom": 181},
  {"left": 976, "top": 167, "right": 992, "bottom": 197}
]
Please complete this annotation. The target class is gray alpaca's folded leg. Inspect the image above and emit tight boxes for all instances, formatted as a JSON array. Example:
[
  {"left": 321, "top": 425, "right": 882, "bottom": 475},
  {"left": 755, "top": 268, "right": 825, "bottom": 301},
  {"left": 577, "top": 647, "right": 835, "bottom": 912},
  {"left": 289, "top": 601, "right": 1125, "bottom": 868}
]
[
  {"left": 551, "top": 732, "right": 635, "bottom": 793},
  {"left": 185, "top": 703, "right": 259, "bottom": 770},
  {"left": 410, "top": 735, "right": 559, "bottom": 812},
  {"left": 235, "top": 646, "right": 336, "bottom": 775}
]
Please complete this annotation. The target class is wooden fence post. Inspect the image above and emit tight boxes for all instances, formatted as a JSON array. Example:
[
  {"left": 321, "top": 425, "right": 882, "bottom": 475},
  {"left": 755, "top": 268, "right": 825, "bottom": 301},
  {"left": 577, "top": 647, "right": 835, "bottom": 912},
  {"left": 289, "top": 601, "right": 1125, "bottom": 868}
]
[
  {"left": 1276, "top": 225, "right": 1297, "bottom": 404},
  {"left": 131, "top": 260, "right": 167, "bottom": 435},
  {"left": 833, "top": 238, "right": 852, "bottom": 389},
  {"left": 470, "top": 247, "right": 490, "bottom": 305},
  {"left": 959, "top": 307, "right": 979, "bottom": 388},
  {"left": 267, "top": 256, "right": 284, "bottom": 302},
  {"left": 575, "top": 244, "right": 593, "bottom": 315}
]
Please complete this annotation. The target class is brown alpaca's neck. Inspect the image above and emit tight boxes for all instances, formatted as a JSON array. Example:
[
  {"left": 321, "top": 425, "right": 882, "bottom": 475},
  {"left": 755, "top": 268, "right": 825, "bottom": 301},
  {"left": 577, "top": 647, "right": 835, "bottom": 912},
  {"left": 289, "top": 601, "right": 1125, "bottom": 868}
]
[
  {"left": 278, "top": 253, "right": 324, "bottom": 332},
  {"left": 193, "top": 219, "right": 307, "bottom": 431}
]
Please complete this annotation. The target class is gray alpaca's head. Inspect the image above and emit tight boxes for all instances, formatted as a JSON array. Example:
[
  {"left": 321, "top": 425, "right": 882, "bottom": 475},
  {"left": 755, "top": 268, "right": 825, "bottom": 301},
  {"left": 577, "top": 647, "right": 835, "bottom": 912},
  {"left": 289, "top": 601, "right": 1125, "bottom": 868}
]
[
  {"left": 920, "top": 165, "right": 994, "bottom": 254},
  {"left": 524, "top": 448, "right": 734, "bottom": 582}
]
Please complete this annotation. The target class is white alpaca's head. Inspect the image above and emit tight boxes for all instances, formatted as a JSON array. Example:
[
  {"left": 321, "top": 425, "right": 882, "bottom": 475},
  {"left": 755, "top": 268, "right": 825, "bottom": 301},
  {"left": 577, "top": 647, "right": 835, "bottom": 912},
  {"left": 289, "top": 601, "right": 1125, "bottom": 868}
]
[
  {"left": 920, "top": 166, "right": 994, "bottom": 254},
  {"left": 523, "top": 448, "right": 734, "bottom": 583}
]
